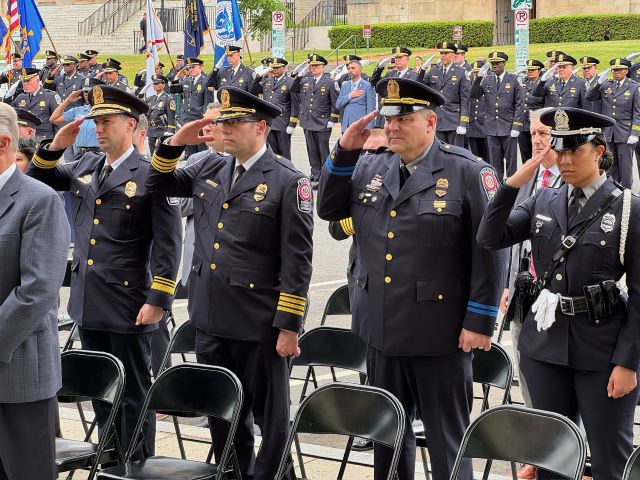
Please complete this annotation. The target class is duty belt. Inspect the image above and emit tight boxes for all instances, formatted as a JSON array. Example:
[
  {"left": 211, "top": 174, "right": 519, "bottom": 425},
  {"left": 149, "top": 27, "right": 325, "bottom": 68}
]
[{"left": 557, "top": 295, "right": 589, "bottom": 316}]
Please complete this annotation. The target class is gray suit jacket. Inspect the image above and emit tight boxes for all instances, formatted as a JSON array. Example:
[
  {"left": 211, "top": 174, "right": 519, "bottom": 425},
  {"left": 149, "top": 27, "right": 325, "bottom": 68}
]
[{"left": 0, "top": 167, "right": 70, "bottom": 402}]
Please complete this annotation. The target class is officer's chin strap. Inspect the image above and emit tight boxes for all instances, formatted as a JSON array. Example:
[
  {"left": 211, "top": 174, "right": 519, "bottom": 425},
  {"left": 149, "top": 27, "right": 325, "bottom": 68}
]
[{"left": 532, "top": 289, "right": 559, "bottom": 331}]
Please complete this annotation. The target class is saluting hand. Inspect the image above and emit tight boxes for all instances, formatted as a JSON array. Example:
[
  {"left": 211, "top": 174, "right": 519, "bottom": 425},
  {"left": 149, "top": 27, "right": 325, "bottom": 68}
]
[
  {"left": 458, "top": 328, "right": 492, "bottom": 353},
  {"left": 49, "top": 118, "right": 83, "bottom": 151},
  {"left": 504, "top": 144, "right": 551, "bottom": 189},
  {"left": 136, "top": 303, "right": 164, "bottom": 326},
  {"left": 607, "top": 366, "right": 638, "bottom": 399},
  {"left": 338, "top": 110, "right": 377, "bottom": 151},
  {"left": 276, "top": 330, "right": 301, "bottom": 358},
  {"left": 168, "top": 118, "right": 215, "bottom": 147}
]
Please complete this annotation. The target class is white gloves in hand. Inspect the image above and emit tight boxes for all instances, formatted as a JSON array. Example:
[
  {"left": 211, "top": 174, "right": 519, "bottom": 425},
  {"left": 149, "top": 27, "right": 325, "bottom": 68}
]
[
  {"left": 286, "top": 126, "right": 295, "bottom": 135},
  {"left": 327, "top": 121, "right": 336, "bottom": 128},
  {"left": 541, "top": 64, "right": 558, "bottom": 81},
  {"left": 477, "top": 62, "right": 491, "bottom": 78},
  {"left": 628, "top": 135, "right": 639, "bottom": 145},
  {"left": 531, "top": 289, "right": 559, "bottom": 332},
  {"left": 456, "top": 126, "right": 467, "bottom": 135},
  {"left": 378, "top": 57, "right": 393, "bottom": 68},
  {"left": 510, "top": 129, "right": 520, "bottom": 138}
]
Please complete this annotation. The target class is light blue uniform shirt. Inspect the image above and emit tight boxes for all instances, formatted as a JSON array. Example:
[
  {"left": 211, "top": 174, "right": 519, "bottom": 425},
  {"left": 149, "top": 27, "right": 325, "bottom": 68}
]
[{"left": 63, "top": 105, "right": 98, "bottom": 148}]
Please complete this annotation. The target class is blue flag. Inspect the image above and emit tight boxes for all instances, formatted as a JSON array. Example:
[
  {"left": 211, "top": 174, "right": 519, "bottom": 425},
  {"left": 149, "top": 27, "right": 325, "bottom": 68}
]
[
  {"left": 184, "top": 0, "right": 209, "bottom": 60},
  {"left": 214, "top": 0, "right": 243, "bottom": 68},
  {"left": 17, "top": 0, "right": 45, "bottom": 68},
  {"left": 0, "top": 18, "right": 7, "bottom": 48}
]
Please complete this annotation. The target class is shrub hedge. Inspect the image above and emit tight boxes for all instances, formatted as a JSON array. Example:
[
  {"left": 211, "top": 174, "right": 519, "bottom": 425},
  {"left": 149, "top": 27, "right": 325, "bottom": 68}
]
[{"left": 529, "top": 14, "right": 640, "bottom": 43}]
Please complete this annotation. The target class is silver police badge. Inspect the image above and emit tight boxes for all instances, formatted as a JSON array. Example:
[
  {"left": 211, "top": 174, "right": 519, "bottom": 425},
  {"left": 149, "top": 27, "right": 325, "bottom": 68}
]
[{"left": 601, "top": 213, "right": 616, "bottom": 233}]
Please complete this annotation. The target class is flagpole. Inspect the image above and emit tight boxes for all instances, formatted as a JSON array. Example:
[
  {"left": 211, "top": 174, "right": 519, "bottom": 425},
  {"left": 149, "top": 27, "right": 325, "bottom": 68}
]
[
  {"left": 242, "top": 31, "right": 253, "bottom": 66},
  {"left": 42, "top": 26, "right": 60, "bottom": 59},
  {"left": 162, "top": 36, "right": 176, "bottom": 70}
]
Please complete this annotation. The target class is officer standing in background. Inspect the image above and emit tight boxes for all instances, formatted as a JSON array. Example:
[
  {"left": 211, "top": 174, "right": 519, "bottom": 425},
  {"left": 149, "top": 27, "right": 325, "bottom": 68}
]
[
  {"left": 85, "top": 50, "right": 103, "bottom": 78},
  {"left": 318, "top": 78, "right": 505, "bottom": 480},
  {"left": 170, "top": 57, "right": 210, "bottom": 158},
  {"left": 546, "top": 50, "right": 565, "bottom": 69},
  {"left": 533, "top": 54, "right": 586, "bottom": 109},
  {"left": 167, "top": 55, "right": 185, "bottom": 82},
  {"left": 44, "top": 55, "right": 85, "bottom": 110},
  {"left": 580, "top": 56, "right": 603, "bottom": 114},
  {"left": 100, "top": 59, "right": 129, "bottom": 92},
  {"left": 470, "top": 51, "right": 524, "bottom": 179},
  {"left": 146, "top": 75, "right": 176, "bottom": 153},
  {"left": 40, "top": 51, "right": 60, "bottom": 82},
  {"left": 250, "top": 57, "right": 299, "bottom": 160},
  {"left": 586, "top": 57, "right": 640, "bottom": 188},
  {"left": 146, "top": 87, "right": 313, "bottom": 480},
  {"left": 419, "top": 41, "right": 471, "bottom": 147},
  {"left": 335, "top": 58, "right": 376, "bottom": 133},
  {"left": 453, "top": 44, "right": 472, "bottom": 72},
  {"left": 15, "top": 109, "right": 42, "bottom": 139},
  {"left": 293, "top": 53, "right": 339, "bottom": 188},
  {"left": 78, "top": 53, "right": 92, "bottom": 78},
  {"left": 467, "top": 60, "right": 488, "bottom": 160},
  {"left": 333, "top": 54, "right": 370, "bottom": 87},
  {"left": 12, "top": 68, "right": 61, "bottom": 139},
  {"left": 207, "top": 45, "right": 255, "bottom": 92},
  {"left": 27, "top": 85, "right": 182, "bottom": 456},
  {"left": 518, "top": 59, "right": 545, "bottom": 162},
  {"left": 0, "top": 53, "right": 23, "bottom": 88}
]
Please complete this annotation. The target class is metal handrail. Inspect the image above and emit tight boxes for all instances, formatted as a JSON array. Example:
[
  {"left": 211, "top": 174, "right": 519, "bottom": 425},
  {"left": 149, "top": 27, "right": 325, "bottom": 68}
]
[
  {"left": 326, "top": 34, "right": 358, "bottom": 65},
  {"left": 78, "top": 0, "right": 145, "bottom": 36}
]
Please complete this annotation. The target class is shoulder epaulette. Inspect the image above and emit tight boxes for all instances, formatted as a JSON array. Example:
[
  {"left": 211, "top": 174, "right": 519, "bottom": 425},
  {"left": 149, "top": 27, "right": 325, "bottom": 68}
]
[
  {"left": 273, "top": 154, "right": 298, "bottom": 172},
  {"left": 439, "top": 142, "right": 480, "bottom": 162}
]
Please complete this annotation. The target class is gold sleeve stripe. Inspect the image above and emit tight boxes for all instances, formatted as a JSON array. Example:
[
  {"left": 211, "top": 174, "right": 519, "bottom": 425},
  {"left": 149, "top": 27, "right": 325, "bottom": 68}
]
[
  {"left": 151, "top": 281, "right": 176, "bottom": 295},
  {"left": 277, "top": 305, "right": 305, "bottom": 316},
  {"left": 513, "top": 121, "right": 523, "bottom": 126},
  {"left": 31, "top": 154, "right": 59, "bottom": 169},
  {"left": 151, "top": 154, "right": 179, "bottom": 173},
  {"left": 633, "top": 125, "right": 640, "bottom": 131},
  {"left": 460, "top": 115, "right": 470, "bottom": 122},
  {"left": 153, "top": 276, "right": 176, "bottom": 288},
  {"left": 330, "top": 113, "right": 339, "bottom": 118},
  {"left": 278, "top": 299, "right": 306, "bottom": 311},
  {"left": 279, "top": 292, "right": 306, "bottom": 305},
  {"left": 340, "top": 217, "right": 355, "bottom": 236}
]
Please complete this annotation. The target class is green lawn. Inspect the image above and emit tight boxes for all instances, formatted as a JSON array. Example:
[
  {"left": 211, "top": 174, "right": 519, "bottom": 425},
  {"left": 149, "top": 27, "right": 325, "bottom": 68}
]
[{"left": 94, "top": 39, "right": 640, "bottom": 83}]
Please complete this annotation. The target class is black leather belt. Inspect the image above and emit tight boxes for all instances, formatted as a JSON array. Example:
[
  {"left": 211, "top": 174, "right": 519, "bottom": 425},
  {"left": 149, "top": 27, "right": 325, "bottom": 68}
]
[
  {"left": 77, "top": 147, "right": 100, "bottom": 154},
  {"left": 557, "top": 295, "right": 589, "bottom": 316}
]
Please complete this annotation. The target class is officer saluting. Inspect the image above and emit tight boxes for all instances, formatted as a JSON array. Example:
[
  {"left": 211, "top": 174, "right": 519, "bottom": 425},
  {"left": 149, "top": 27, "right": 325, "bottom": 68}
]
[
  {"left": 580, "top": 56, "right": 602, "bottom": 113},
  {"left": 43, "top": 55, "right": 85, "bottom": 110},
  {"left": 39, "top": 50, "right": 60, "bottom": 82},
  {"left": 250, "top": 57, "right": 299, "bottom": 159},
  {"left": 318, "top": 78, "right": 505, "bottom": 480},
  {"left": 85, "top": 50, "right": 103, "bottom": 78},
  {"left": 27, "top": 85, "right": 182, "bottom": 456},
  {"left": 478, "top": 107, "right": 640, "bottom": 480},
  {"left": 0, "top": 53, "right": 23, "bottom": 88},
  {"left": 146, "top": 87, "right": 313, "bottom": 480},
  {"left": 467, "top": 61, "right": 488, "bottom": 159},
  {"left": 207, "top": 45, "right": 255, "bottom": 92},
  {"left": 518, "top": 59, "right": 545, "bottom": 162},
  {"left": 146, "top": 75, "right": 176, "bottom": 152},
  {"left": 12, "top": 67, "right": 61, "bottom": 139},
  {"left": 533, "top": 53, "right": 586, "bottom": 109}
]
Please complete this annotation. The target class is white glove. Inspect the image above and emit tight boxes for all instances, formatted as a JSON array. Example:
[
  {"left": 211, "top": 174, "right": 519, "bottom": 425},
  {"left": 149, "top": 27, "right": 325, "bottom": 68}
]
[
  {"left": 215, "top": 55, "right": 226, "bottom": 70},
  {"left": 293, "top": 61, "right": 308, "bottom": 76},
  {"left": 597, "top": 69, "right": 611, "bottom": 85},
  {"left": 295, "top": 65, "right": 309, "bottom": 78},
  {"left": 286, "top": 126, "right": 295, "bottom": 135},
  {"left": 420, "top": 54, "right": 436, "bottom": 70},
  {"left": 626, "top": 52, "right": 640, "bottom": 61},
  {"left": 531, "top": 289, "right": 559, "bottom": 332},
  {"left": 510, "top": 129, "right": 520, "bottom": 138},
  {"left": 254, "top": 65, "right": 269, "bottom": 77},
  {"left": 456, "top": 126, "right": 467, "bottom": 135},
  {"left": 327, "top": 121, "right": 336, "bottom": 128},
  {"left": 517, "top": 73, "right": 526, "bottom": 87},
  {"left": 628, "top": 135, "right": 639, "bottom": 145},
  {"left": 572, "top": 67, "right": 580, "bottom": 76},
  {"left": 477, "top": 62, "right": 491, "bottom": 78},
  {"left": 541, "top": 64, "right": 558, "bottom": 81},
  {"left": 378, "top": 57, "right": 392, "bottom": 68}
]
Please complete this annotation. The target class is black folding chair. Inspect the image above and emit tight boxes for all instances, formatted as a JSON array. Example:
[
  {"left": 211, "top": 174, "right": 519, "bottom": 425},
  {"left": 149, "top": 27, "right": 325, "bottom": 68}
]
[
  {"left": 97, "top": 363, "right": 244, "bottom": 480},
  {"left": 289, "top": 326, "right": 368, "bottom": 478},
  {"left": 56, "top": 350, "right": 126, "bottom": 480},
  {"left": 449, "top": 405, "right": 586, "bottom": 480},
  {"left": 624, "top": 444, "right": 640, "bottom": 480},
  {"left": 416, "top": 342, "right": 515, "bottom": 480},
  {"left": 275, "top": 383, "right": 405, "bottom": 480}
]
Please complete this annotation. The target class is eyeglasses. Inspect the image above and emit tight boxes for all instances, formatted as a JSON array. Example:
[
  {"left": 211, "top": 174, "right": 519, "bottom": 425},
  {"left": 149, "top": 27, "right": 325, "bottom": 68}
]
[{"left": 216, "top": 118, "right": 260, "bottom": 127}]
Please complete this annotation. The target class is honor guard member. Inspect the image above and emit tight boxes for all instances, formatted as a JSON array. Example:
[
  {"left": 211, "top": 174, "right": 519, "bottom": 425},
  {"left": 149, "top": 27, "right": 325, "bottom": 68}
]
[
  {"left": 518, "top": 59, "right": 546, "bottom": 162},
  {"left": 533, "top": 54, "right": 586, "bottom": 109},
  {"left": 453, "top": 44, "right": 472, "bottom": 72},
  {"left": 317, "top": 78, "right": 505, "bottom": 480},
  {"left": 467, "top": 61, "right": 488, "bottom": 160},
  {"left": 27, "top": 85, "right": 182, "bottom": 455},
  {"left": 580, "top": 56, "right": 603, "bottom": 114},
  {"left": 12, "top": 67, "right": 61, "bottom": 139},
  {"left": 0, "top": 53, "right": 23, "bottom": 88},
  {"left": 207, "top": 45, "right": 255, "bottom": 92},
  {"left": 419, "top": 41, "right": 471, "bottom": 147},
  {"left": 101, "top": 59, "right": 129, "bottom": 92},
  {"left": 15, "top": 108, "right": 41, "bottom": 138},
  {"left": 249, "top": 57, "right": 299, "bottom": 159},
  {"left": 586, "top": 57, "right": 640, "bottom": 189},
  {"left": 146, "top": 75, "right": 176, "bottom": 153},
  {"left": 293, "top": 53, "right": 339, "bottom": 188},
  {"left": 478, "top": 107, "right": 640, "bottom": 480},
  {"left": 39, "top": 50, "right": 60, "bottom": 81},
  {"left": 44, "top": 55, "right": 85, "bottom": 110},
  {"left": 170, "top": 57, "right": 211, "bottom": 157},
  {"left": 134, "top": 63, "right": 165, "bottom": 97},
  {"left": 146, "top": 86, "right": 313, "bottom": 480},
  {"left": 470, "top": 51, "right": 524, "bottom": 179}
]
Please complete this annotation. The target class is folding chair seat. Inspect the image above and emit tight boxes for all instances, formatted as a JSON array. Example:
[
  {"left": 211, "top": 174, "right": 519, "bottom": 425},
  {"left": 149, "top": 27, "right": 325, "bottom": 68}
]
[
  {"left": 97, "top": 363, "right": 243, "bottom": 480},
  {"left": 450, "top": 405, "right": 586, "bottom": 480},
  {"left": 275, "top": 383, "right": 405, "bottom": 480},
  {"left": 623, "top": 444, "right": 640, "bottom": 480},
  {"left": 56, "top": 350, "right": 126, "bottom": 480}
]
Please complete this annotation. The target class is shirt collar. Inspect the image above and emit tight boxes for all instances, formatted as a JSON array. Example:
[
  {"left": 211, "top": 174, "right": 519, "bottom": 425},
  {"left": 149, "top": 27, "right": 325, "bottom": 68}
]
[
  {"left": 567, "top": 171, "right": 607, "bottom": 201},
  {"left": 236, "top": 143, "right": 267, "bottom": 173},
  {"left": 0, "top": 163, "right": 16, "bottom": 193},
  {"left": 397, "top": 68, "right": 409, "bottom": 76},
  {"left": 400, "top": 142, "right": 433, "bottom": 175},
  {"left": 108, "top": 145, "right": 135, "bottom": 172},
  {"left": 536, "top": 164, "right": 560, "bottom": 187}
]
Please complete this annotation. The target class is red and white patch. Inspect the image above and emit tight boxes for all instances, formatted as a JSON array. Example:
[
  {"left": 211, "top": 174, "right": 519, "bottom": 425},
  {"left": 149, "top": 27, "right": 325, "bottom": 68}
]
[
  {"left": 297, "top": 178, "right": 313, "bottom": 213},
  {"left": 480, "top": 167, "right": 498, "bottom": 199}
]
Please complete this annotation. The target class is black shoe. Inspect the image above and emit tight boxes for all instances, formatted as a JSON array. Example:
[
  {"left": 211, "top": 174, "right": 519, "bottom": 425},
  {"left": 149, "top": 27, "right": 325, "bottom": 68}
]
[{"left": 351, "top": 438, "right": 373, "bottom": 451}]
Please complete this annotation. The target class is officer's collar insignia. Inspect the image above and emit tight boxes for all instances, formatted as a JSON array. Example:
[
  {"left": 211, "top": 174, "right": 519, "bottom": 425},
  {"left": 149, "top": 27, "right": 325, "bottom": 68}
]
[
  {"left": 435, "top": 178, "right": 449, "bottom": 197},
  {"left": 601, "top": 213, "right": 616, "bottom": 233},
  {"left": 220, "top": 89, "right": 231, "bottom": 108},
  {"left": 554, "top": 109, "right": 570, "bottom": 131},
  {"left": 206, "top": 179, "right": 219, "bottom": 188},
  {"left": 93, "top": 86, "right": 104, "bottom": 105},
  {"left": 254, "top": 183, "right": 268, "bottom": 202},
  {"left": 387, "top": 79, "right": 400, "bottom": 99},
  {"left": 78, "top": 174, "right": 92, "bottom": 184},
  {"left": 366, "top": 174, "right": 383, "bottom": 192},
  {"left": 125, "top": 180, "right": 137, "bottom": 198}
]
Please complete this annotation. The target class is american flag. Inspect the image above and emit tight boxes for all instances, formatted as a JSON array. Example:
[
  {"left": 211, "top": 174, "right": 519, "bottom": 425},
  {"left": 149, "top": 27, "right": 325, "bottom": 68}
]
[{"left": 5, "top": 0, "right": 19, "bottom": 64}]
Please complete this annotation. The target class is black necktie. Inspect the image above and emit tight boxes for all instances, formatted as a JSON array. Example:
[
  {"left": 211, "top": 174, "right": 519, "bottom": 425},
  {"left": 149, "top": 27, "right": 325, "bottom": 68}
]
[
  {"left": 561, "top": 81, "right": 566, "bottom": 90},
  {"left": 399, "top": 164, "right": 410, "bottom": 189},
  {"left": 98, "top": 163, "right": 112, "bottom": 187},
  {"left": 567, "top": 188, "right": 583, "bottom": 226},
  {"left": 496, "top": 76, "right": 501, "bottom": 90},
  {"left": 233, "top": 164, "right": 245, "bottom": 185}
]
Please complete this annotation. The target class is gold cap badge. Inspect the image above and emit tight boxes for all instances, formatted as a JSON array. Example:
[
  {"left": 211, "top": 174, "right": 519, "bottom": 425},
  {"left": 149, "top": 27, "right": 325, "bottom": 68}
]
[
  {"left": 220, "top": 89, "right": 230, "bottom": 108},
  {"left": 554, "top": 109, "right": 570, "bottom": 131},
  {"left": 93, "top": 86, "right": 104, "bottom": 105},
  {"left": 387, "top": 79, "right": 400, "bottom": 99}
]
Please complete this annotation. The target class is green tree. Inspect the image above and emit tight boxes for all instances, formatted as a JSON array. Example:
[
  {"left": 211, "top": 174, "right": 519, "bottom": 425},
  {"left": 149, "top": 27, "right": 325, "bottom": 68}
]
[{"left": 238, "top": 0, "right": 294, "bottom": 38}]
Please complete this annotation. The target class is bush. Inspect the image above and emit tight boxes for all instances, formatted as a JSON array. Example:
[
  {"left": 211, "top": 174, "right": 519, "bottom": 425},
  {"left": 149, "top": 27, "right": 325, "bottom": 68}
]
[
  {"left": 328, "top": 21, "right": 494, "bottom": 50},
  {"left": 530, "top": 14, "right": 640, "bottom": 43}
]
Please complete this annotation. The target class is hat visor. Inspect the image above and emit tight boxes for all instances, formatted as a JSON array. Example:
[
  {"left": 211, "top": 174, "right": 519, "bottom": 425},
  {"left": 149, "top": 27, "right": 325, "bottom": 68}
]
[
  {"left": 550, "top": 134, "right": 596, "bottom": 152},
  {"left": 526, "top": 66, "right": 541, "bottom": 70},
  {"left": 214, "top": 111, "right": 255, "bottom": 123},
  {"left": 308, "top": 61, "right": 325, "bottom": 65},
  {"left": 85, "top": 106, "right": 136, "bottom": 120},
  {"left": 489, "top": 59, "right": 506, "bottom": 63},
  {"left": 379, "top": 104, "right": 426, "bottom": 117},
  {"left": 555, "top": 61, "right": 575, "bottom": 66},
  {"left": 611, "top": 66, "right": 629, "bottom": 70},
  {"left": 438, "top": 49, "right": 454, "bottom": 54}
]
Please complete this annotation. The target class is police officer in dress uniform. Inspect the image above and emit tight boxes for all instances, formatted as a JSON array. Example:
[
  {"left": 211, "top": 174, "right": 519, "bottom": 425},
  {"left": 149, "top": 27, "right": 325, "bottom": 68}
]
[
  {"left": 207, "top": 45, "right": 255, "bottom": 92},
  {"left": 39, "top": 51, "right": 60, "bottom": 82},
  {"left": 134, "top": 63, "right": 165, "bottom": 97},
  {"left": 292, "top": 53, "right": 339, "bottom": 188},
  {"left": 78, "top": 53, "right": 92, "bottom": 78},
  {"left": 418, "top": 42, "right": 471, "bottom": 147},
  {"left": 85, "top": 50, "right": 103, "bottom": 78},
  {"left": 146, "top": 75, "right": 176, "bottom": 153},
  {"left": 100, "top": 59, "right": 129, "bottom": 92},
  {"left": 586, "top": 57, "right": 640, "bottom": 189},
  {"left": 580, "top": 56, "right": 603, "bottom": 114},
  {"left": 546, "top": 50, "right": 566, "bottom": 70},
  {"left": 533, "top": 54, "right": 586, "bottom": 109},
  {"left": 44, "top": 55, "right": 85, "bottom": 111},
  {"left": 15, "top": 108, "right": 42, "bottom": 138},
  {"left": 27, "top": 85, "right": 182, "bottom": 455},
  {"left": 146, "top": 86, "right": 313, "bottom": 480},
  {"left": 519, "top": 59, "right": 545, "bottom": 163},
  {"left": 470, "top": 51, "right": 524, "bottom": 179},
  {"left": 170, "top": 57, "right": 211, "bottom": 158},
  {"left": 250, "top": 57, "right": 299, "bottom": 160},
  {"left": 12, "top": 67, "right": 60, "bottom": 139},
  {"left": 453, "top": 44, "right": 473, "bottom": 72},
  {"left": 0, "top": 53, "right": 23, "bottom": 89},
  {"left": 467, "top": 61, "right": 488, "bottom": 160},
  {"left": 478, "top": 107, "right": 640, "bottom": 480},
  {"left": 167, "top": 55, "right": 185, "bottom": 83},
  {"left": 317, "top": 78, "right": 506, "bottom": 480}
]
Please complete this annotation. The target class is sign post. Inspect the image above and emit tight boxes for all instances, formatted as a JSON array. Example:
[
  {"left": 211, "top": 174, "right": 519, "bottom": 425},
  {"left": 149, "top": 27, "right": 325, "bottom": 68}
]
[
  {"left": 453, "top": 25, "right": 462, "bottom": 41},
  {"left": 514, "top": 8, "right": 529, "bottom": 71},
  {"left": 362, "top": 24, "right": 371, "bottom": 52},
  {"left": 271, "top": 10, "right": 285, "bottom": 59}
]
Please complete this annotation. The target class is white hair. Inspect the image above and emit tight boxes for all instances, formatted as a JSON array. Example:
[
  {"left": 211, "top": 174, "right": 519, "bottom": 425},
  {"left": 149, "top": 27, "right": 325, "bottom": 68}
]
[{"left": 0, "top": 104, "right": 19, "bottom": 152}]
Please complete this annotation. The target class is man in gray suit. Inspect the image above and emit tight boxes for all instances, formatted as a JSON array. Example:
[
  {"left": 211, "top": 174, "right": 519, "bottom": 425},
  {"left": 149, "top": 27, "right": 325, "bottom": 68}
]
[{"left": 0, "top": 103, "right": 70, "bottom": 480}]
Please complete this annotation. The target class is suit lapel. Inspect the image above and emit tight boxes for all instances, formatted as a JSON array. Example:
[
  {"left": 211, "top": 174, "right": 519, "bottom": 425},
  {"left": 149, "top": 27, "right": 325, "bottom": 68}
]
[
  {"left": 392, "top": 142, "right": 440, "bottom": 208},
  {"left": 0, "top": 168, "right": 20, "bottom": 220}
]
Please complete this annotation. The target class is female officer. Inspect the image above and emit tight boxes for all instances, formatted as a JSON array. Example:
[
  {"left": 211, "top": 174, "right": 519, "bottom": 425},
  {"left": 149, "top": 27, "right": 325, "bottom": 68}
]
[{"left": 477, "top": 107, "right": 640, "bottom": 480}]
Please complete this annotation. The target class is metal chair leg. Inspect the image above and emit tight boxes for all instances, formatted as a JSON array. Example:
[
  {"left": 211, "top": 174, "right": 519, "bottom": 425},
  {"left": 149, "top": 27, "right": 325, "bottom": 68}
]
[
  {"left": 172, "top": 415, "right": 187, "bottom": 459},
  {"left": 420, "top": 446, "right": 430, "bottom": 480},
  {"left": 293, "top": 432, "right": 306, "bottom": 478},
  {"left": 337, "top": 436, "right": 354, "bottom": 480}
]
